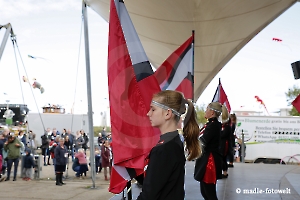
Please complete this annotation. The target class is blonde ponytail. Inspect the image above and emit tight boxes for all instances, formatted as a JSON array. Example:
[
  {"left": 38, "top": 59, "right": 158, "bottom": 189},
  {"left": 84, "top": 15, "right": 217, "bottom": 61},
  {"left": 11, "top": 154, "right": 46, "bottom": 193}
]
[{"left": 221, "top": 105, "right": 229, "bottom": 123}]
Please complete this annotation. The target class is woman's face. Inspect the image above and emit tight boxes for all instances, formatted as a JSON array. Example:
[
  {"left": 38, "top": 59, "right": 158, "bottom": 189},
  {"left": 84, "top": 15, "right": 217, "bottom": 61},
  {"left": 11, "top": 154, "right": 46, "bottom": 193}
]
[
  {"left": 204, "top": 106, "right": 214, "bottom": 119},
  {"left": 147, "top": 99, "right": 167, "bottom": 128},
  {"left": 59, "top": 140, "right": 64, "bottom": 146}
]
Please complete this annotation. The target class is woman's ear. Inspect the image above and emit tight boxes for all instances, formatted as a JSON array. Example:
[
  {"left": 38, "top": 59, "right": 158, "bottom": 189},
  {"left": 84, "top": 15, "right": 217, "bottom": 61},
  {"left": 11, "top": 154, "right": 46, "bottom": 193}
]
[{"left": 165, "top": 109, "right": 173, "bottom": 120}]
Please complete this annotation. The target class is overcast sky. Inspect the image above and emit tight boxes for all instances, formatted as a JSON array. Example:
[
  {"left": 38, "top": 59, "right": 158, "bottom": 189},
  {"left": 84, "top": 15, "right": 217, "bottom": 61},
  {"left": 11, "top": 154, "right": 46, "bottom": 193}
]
[{"left": 0, "top": 1, "right": 300, "bottom": 125}]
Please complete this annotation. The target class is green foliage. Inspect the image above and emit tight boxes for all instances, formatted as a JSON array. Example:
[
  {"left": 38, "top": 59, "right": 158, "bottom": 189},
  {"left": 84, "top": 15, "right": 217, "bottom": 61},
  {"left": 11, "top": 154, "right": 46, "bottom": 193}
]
[
  {"left": 285, "top": 85, "right": 300, "bottom": 116},
  {"left": 195, "top": 103, "right": 207, "bottom": 126},
  {"left": 93, "top": 126, "right": 111, "bottom": 137}
]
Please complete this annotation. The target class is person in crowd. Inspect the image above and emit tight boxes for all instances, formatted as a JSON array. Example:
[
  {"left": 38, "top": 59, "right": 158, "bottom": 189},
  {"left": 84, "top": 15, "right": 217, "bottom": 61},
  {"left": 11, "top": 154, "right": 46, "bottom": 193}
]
[
  {"left": 81, "top": 130, "right": 89, "bottom": 153},
  {"left": 237, "top": 138, "right": 246, "bottom": 162},
  {"left": 27, "top": 130, "right": 36, "bottom": 155},
  {"left": 74, "top": 131, "right": 84, "bottom": 153},
  {"left": 60, "top": 129, "right": 67, "bottom": 138},
  {"left": 0, "top": 153, "right": 3, "bottom": 182},
  {"left": 98, "top": 133, "right": 104, "bottom": 146},
  {"left": 0, "top": 132, "right": 5, "bottom": 157},
  {"left": 95, "top": 146, "right": 102, "bottom": 174},
  {"left": 4, "top": 135, "right": 22, "bottom": 181},
  {"left": 74, "top": 148, "right": 88, "bottom": 178},
  {"left": 137, "top": 90, "right": 201, "bottom": 200},
  {"left": 234, "top": 142, "right": 240, "bottom": 162},
  {"left": 228, "top": 113, "right": 237, "bottom": 167},
  {"left": 220, "top": 107, "right": 231, "bottom": 179},
  {"left": 53, "top": 128, "right": 60, "bottom": 136},
  {"left": 41, "top": 128, "right": 52, "bottom": 166},
  {"left": 1, "top": 129, "right": 9, "bottom": 141},
  {"left": 101, "top": 127, "right": 106, "bottom": 137},
  {"left": 49, "top": 136, "right": 59, "bottom": 172},
  {"left": 64, "top": 136, "right": 71, "bottom": 157},
  {"left": 72, "top": 155, "right": 81, "bottom": 178},
  {"left": 106, "top": 133, "right": 112, "bottom": 143},
  {"left": 194, "top": 102, "right": 224, "bottom": 200},
  {"left": 51, "top": 129, "right": 58, "bottom": 138},
  {"left": 22, "top": 149, "right": 35, "bottom": 181},
  {"left": 66, "top": 129, "right": 74, "bottom": 161},
  {"left": 54, "top": 137, "right": 68, "bottom": 186},
  {"left": 17, "top": 130, "right": 27, "bottom": 150},
  {"left": 0, "top": 132, "right": 7, "bottom": 179},
  {"left": 101, "top": 140, "right": 112, "bottom": 181}
]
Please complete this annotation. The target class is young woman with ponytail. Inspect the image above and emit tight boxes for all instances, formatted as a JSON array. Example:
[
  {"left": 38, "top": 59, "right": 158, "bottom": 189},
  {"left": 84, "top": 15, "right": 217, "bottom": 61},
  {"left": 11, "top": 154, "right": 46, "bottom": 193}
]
[
  {"left": 194, "top": 102, "right": 227, "bottom": 200},
  {"left": 220, "top": 106, "right": 231, "bottom": 178},
  {"left": 137, "top": 90, "right": 201, "bottom": 200}
]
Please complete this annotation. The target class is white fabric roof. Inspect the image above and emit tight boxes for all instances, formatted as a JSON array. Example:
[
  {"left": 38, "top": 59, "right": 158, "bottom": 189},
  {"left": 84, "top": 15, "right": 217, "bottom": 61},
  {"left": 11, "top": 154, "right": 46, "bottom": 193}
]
[{"left": 85, "top": 0, "right": 297, "bottom": 100}]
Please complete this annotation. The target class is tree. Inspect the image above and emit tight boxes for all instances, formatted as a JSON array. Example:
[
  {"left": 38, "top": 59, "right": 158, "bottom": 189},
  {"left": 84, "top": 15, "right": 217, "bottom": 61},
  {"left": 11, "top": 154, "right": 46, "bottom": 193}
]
[
  {"left": 285, "top": 85, "right": 300, "bottom": 116},
  {"left": 195, "top": 103, "right": 208, "bottom": 126}
]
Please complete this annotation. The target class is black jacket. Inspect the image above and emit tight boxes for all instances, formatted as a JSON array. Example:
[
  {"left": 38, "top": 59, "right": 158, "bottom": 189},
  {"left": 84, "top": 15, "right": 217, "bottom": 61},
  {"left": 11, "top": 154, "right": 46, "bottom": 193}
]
[
  {"left": 54, "top": 145, "right": 68, "bottom": 166},
  {"left": 220, "top": 122, "right": 231, "bottom": 156},
  {"left": 231, "top": 122, "right": 236, "bottom": 147},
  {"left": 137, "top": 131, "right": 185, "bottom": 200},
  {"left": 24, "top": 154, "right": 35, "bottom": 168},
  {"left": 194, "top": 117, "right": 222, "bottom": 181},
  {"left": 41, "top": 134, "right": 50, "bottom": 149}
]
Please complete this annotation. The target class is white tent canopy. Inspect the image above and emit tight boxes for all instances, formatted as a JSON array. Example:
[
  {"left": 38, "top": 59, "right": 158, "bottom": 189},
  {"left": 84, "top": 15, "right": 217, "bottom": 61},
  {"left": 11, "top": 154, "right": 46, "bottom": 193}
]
[{"left": 85, "top": 0, "right": 297, "bottom": 100}]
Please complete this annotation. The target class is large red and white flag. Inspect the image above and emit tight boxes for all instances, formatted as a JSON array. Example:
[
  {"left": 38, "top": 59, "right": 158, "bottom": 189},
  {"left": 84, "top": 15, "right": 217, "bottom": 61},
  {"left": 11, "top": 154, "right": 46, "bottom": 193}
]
[
  {"left": 212, "top": 79, "right": 231, "bottom": 113},
  {"left": 108, "top": 0, "right": 161, "bottom": 194},
  {"left": 154, "top": 33, "right": 194, "bottom": 100}
]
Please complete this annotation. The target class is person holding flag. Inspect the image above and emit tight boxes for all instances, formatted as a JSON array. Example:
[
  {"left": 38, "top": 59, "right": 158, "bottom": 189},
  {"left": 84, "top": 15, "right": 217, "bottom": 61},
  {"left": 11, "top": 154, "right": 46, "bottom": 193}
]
[
  {"left": 194, "top": 102, "right": 224, "bottom": 200},
  {"left": 137, "top": 90, "right": 202, "bottom": 200}
]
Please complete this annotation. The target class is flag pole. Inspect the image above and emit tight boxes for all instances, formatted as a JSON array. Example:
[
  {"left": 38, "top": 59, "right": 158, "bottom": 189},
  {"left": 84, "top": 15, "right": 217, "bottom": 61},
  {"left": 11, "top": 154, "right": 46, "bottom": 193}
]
[
  {"left": 82, "top": 0, "right": 96, "bottom": 188},
  {"left": 192, "top": 30, "right": 195, "bottom": 102}
]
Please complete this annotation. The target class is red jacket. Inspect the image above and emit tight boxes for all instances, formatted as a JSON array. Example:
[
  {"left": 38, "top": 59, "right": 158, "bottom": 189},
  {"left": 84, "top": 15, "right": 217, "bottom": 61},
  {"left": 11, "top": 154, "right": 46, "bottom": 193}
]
[
  {"left": 101, "top": 145, "right": 111, "bottom": 168},
  {"left": 49, "top": 141, "right": 57, "bottom": 159}
]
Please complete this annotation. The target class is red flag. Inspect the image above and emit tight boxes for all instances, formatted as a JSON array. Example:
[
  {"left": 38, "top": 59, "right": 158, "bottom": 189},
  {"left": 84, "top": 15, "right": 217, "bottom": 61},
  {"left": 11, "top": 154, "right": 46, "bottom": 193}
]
[
  {"left": 154, "top": 33, "right": 194, "bottom": 100},
  {"left": 212, "top": 79, "right": 231, "bottom": 113},
  {"left": 292, "top": 94, "right": 300, "bottom": 113},
  {"left": 108, "top": 0, "right": 161, "bottom": 194}
]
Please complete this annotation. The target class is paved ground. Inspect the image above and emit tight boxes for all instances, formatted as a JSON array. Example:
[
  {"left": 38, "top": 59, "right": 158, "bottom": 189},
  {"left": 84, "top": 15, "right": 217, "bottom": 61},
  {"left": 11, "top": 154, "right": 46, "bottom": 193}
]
[
  {"left": 1, "top": 157, "right": 299, "bottom": 200},
  {"left": 0, "top": 155, "right": 114, "bottom": 200},
  {"left": 112, "top": 162, "right": 300, "bottom": 200}
]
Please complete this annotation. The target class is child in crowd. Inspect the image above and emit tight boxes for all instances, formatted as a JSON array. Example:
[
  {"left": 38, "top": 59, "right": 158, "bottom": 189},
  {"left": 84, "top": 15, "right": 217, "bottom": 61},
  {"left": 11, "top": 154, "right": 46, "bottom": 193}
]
[
  {"left": 95, "top": 146, "right": 102, "bottom": 174},
  {"left": 75, "top": 148, "right": 88, "bottom": 178},
  {"left": 23, "top": 149, "right": 35, "bottom": 181}
]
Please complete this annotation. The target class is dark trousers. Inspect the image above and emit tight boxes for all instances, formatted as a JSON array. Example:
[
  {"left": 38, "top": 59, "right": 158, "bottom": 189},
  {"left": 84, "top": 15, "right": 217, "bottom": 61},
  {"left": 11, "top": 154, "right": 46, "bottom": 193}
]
[
  {"left": 222, "top": 155, "right": 228, "bottom": 171},
  {"left": 200, "top": 181, "right": 218, "bottom": 200},
  {"left": 42, "top": 148, "right": 50, "bottom": 164},
  {"left": 7, "top": 158, "right": 20, "bottom": 179},
  {"left": 227, "top": 147, "right": 234, "bottom": 163},
  {"left": 95, "top": 156, "right": 102, "bottom": 172}
]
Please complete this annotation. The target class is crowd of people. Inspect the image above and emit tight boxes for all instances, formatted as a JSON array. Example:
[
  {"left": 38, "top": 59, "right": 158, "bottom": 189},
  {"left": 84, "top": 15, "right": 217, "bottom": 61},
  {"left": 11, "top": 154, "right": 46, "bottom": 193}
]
[{"left": 0, "top": 126, "right": 113, "bottom": 185}]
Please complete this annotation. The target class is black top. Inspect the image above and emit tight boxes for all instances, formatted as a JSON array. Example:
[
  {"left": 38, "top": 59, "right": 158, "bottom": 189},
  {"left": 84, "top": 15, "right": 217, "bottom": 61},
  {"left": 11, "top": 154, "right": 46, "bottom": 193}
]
[
  {"left": 220, "top": 122, "right": 231, "bottom": 156},
  {"left": 54, "top": 145, "right": 68, "bottom": 165},
  {"left": 231, "top": 122, "right": 236, "bottom": 147},
  {"left": 137, "top": 131, "right": 185, "bottom": 200},
  {"left": 41, "top": 134, "right": 50, "bottom": 149},
  {"left": 194, "top": 117, "right": 222, "bottom": 181},
  {"left": 24, "top": 154, "right": 35, "bottom": 168}
]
